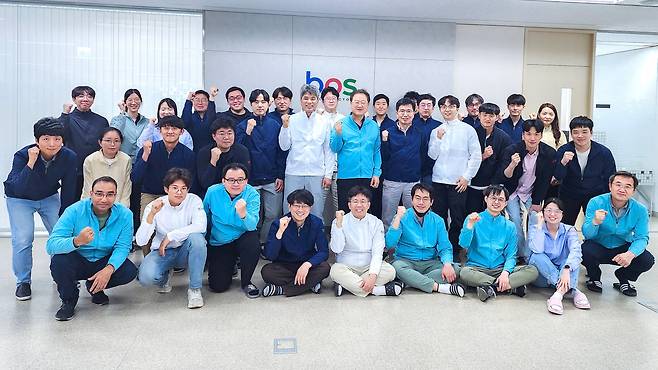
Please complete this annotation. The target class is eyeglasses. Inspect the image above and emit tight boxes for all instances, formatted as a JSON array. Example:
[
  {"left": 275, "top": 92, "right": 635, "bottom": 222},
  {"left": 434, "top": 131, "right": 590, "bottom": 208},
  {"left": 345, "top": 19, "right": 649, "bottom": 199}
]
[
  {"left": 350, "top": 199, "right": 370, "bottom": 205},
  {"left": 92, "top": 191, "right": 116, "bottom": 199},
  {"left": 169, "top": 185, "right": 188, "bottom": 193},
  {"left": 227, "top": 96, "right": 243, "bottom": 102},
  {"left": 413, "top": 195, "right": 431, "bottom": 202},
  {"left": 487, "top": 196, "right": 507, "bottom": 203},
  {"left": 101, "top": 139, "right": 121, "bottom": 145},
  {"left": 215, "top": 131, "right": 234, "bottom": 137},
  {"left": 224, "top": 177, "right": 246, "bottom": 185},
  {"left": 543, "top": 208, "right": 563, "bottom": 215},
  {"left": 439, "top": 104, "right": 457, "bottom": 110},
  {"left": 290, "top": 203, "right": 311, "bottom": 210}
]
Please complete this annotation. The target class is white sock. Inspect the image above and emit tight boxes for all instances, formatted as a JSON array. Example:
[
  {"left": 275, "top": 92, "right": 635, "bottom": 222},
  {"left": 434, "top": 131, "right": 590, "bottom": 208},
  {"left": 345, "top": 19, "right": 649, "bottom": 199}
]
[
  {"left": 372, "top": 285, "right": 386, "bottom": 296},
  {"left": 552, "top": 290, "right": 564, "bottom": 300},
  {"left": 437, "top": 284, "right": 451, "bottom": 294}
]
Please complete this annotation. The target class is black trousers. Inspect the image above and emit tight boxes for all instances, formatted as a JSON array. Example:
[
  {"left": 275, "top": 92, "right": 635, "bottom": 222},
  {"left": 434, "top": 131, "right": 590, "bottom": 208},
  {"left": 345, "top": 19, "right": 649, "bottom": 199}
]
[
  {"left": 431, "top": 183, "right": 467, "bottom": 257},
  {"left": 207, "top": 231, "right": 259, "bottom": 292},
  {"left": 261, "top": 261, "right": 330, "bottom": 297},
  {"left": 560, "top": 193, "right": 597, "bottom": 226},
  {"left": 581, "top": 241, "right": 655, "bottom": 282},
  {"left": 130, "top": 180, "right": 142, "bottom": 231},
  {"left": 50, "top": 251, "right": 137, "bottom": 302},
  {"left": 336, "top": 178, "right": 381, "bottom": 218},
  {"left": 465, "top": 187, "right": 486, "bottom": 214}
]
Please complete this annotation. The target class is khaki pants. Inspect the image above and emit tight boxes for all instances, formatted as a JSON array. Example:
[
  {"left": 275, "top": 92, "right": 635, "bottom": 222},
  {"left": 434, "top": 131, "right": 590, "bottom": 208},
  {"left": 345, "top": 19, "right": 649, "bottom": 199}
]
[
  {"left": 459, "top": 265, "right": 539, "bottom": 289},
  {"left": 330, "top": 262, "right": 396, "bottom": 297},
  {"left": 139, "top": 193, "right": 161, "bottom": 256}
]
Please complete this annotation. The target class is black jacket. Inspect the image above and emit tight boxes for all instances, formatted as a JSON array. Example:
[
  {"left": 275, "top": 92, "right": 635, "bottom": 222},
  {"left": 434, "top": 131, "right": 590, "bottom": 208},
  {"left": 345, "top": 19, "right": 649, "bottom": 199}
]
[
  {"left": 471, "top": 126, "right": 512, "bottom": 187},
  {"left": 496, "top": 141, "right": 556, "bottom": 205},
  {"left": 553, "top": 140, "right": 616, "bottom": 199}
]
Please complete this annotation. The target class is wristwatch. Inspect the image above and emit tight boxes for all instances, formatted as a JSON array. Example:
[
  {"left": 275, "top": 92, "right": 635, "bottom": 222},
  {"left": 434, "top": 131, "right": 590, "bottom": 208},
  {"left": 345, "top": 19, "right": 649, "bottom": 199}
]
[{"left": 564, "top": 265, "right": 570, "bottom": 270}]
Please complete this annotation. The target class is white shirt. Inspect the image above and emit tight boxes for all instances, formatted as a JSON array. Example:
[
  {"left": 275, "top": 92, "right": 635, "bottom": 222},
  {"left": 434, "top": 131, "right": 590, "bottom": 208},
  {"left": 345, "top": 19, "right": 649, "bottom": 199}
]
[
  {"left": 279, "top": 111, "right": 335, "bottom": 178},
  {"left": 136, "top": 194, "right": 207, "bottom": 250},
  {"left": 330, "top": 213, "right": 385, "bottom": 274},
  {"left": 576, "top": 147, "right": 590, "bottom": 176},
  {"left": 428, "top": 119, "right": 482, "bottom": 185}
]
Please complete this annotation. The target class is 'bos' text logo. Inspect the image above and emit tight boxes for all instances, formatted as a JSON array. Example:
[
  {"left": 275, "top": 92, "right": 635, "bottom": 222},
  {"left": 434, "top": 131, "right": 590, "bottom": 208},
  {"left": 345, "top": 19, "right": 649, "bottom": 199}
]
[{"left": 305, "top": 71, "right": 357, "bottom": 97}]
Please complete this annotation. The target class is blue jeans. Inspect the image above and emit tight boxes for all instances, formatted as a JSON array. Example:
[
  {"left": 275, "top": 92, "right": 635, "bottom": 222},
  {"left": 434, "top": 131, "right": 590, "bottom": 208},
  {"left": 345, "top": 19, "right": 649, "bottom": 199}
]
[
  {"left": 529, "top": 252, "right": 579, "bottom": 290},
  {"left": 505, "top": 195, "right": 532, "bottom": 260},
  {"left": 7, "top": 194, "right": 60, "bottom": 285},
  {"left": 138, "top": 233, "right": 207, "bottom": 289}
]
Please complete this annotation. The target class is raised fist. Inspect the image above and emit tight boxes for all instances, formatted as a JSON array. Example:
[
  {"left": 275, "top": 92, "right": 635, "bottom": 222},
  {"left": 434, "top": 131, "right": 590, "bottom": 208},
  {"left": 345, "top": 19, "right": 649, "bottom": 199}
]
[
  {"left": 246, "top": 118, "right": 257, "bottom": 135},
  {"left": 209, "top": 86, "right": 219, "bottom": 98},
  {"left": 63, "top": 103, "right": 74, "bottom": 114},
  {"left": 187, "top": 91, "right": 194, "bottom": 101},
  {"left": 27, "top": 146, "right": 40, "bottom": 164},
  {"left": 281, "top": 114, "right": 290, "bottom": 128},
  {"left": 334, "top": 120, "right": 343, "bottom": 136},
  {"left": 235, "top": 199, "right": 247, "bottom": 219},
  {"left": 210, "top": 147, "right": 222, "bottom": 166},
  {"left": 482, "top": 145, "right": 494, "bottom": 160},
  {"left": 279, "top": 216, "right": 291, "bottom": 231},
  {"left": 436, "top": 127, "right": 446, "bottom": 140},
  {"left": 511, "top": 153, "right": 521, "bottom": 166},
  {"left": 395, "top": 206, "right": 406, "bottom": 218},
  {"left": 594, "top": 209, "right": 607, "bottom": 225},
  {"left": 335, "top": 210, "right": 345, "bottom": 228},
  {"left": 75, "top": 226, "right": 95, "bottom": 246},
  {"left": 117, "top": 100, "right": 126, "bottom": 112},
  {"left": 150, "top": 199, "right": 164, "bottom": 216},
  {"left": 561, "top": 151, "right": 575, "bottom": 166},
  {"left": 381, "top": 130, "right": 389, "bottom": 142},
  {"left": 467, "top": 212, "right": 481, "bottom": 228}
]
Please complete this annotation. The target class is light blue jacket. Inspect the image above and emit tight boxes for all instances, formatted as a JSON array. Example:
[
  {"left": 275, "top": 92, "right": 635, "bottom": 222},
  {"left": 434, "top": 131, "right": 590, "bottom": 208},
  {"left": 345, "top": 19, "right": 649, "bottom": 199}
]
[
  {"left": 385, "top": 209, "right": 453, "bottom": 263},
  {"left": 203, "top": 184, "right": 260, "bottom": 246},
  {"left": 528, "top": 221, "right": 582, "bottom": 268},
  {"left": 459, "top": 211, "right": 517, "bottom": 272},
  {"left": 582, "top": 193, "right": 649, "bottom": 256},
  {"left": 330, "top": 114, "right": 382, "bottom": 179},
  {"left": 46, "top": 198, "right": 133, "bottom": 270}
]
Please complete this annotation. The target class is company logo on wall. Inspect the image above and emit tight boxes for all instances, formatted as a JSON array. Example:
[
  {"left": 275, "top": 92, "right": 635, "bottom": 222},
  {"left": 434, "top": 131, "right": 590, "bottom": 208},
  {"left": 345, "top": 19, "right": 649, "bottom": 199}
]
[{"left": 305, "top": 71, "right": 357, "bottom": 100}]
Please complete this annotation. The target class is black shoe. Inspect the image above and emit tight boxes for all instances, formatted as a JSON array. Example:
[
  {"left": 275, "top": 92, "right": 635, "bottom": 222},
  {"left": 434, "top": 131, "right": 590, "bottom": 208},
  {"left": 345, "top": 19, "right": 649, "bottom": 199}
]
[
  {"left": 232, "top": 263, "right": 238, "bottom": 278},
  {"left": 310, "top": 282, "right": 322, "bottom": 294},
  {"left": 586, "top": 280, "right": 603, "bottom": 293},
  {"left": 613, "top": 282, "right": 637, "bottom": 297},
  {"left": 86, "top": 281, "right": 109, "bottom": 305},
  {"left": 477, "top": 285, "right": 496, "bottom": 302},
  {"left": 55, "top": 300, "right": 76, "bottom": 321},
  {"left": 449, "top": 283, "right": 466, "bottom": 297},
  {"left": 334, "top": 283, "right": 343, "bottom": 297},
  {"left": 243, "top": 283, "right": 260, "bottom": 299},
  {"left": 511, "top": 285, "right": 527, "bottom": 297},
  {"left": 15, "top": 283, "right": 31, "bottom": 301},
  {"left": 173, "top": 267, "right": 186, "bottom": 274}
]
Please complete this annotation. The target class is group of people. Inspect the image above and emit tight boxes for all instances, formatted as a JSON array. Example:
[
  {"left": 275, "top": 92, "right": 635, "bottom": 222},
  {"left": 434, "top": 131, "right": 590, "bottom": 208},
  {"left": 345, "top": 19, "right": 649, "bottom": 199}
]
[{"left": 4, "top": 84, "right": 653, "bottom": 321}]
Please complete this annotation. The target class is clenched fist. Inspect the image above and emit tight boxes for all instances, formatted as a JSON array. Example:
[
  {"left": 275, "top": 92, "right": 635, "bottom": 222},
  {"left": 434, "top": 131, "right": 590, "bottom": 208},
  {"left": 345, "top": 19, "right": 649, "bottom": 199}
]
[
  {"left": 561, "top": 151, "right": 575, "bottom": 166},
  {"left": 209, "top": 86, "right": 219, "bottom": 100},
  {"left": 74, "top": 226, "right": 94, "bottom": 247},
  {"left": 210, "top": 147, "right": 222, "bottom": 166},
  {"left": 117, "top": 100, "right": 126, "bottom": 112},
  {"left": 510, "top": 153, "right": 521, "bottom": 166},
  {"left": 245, "top": 118, "right": 257, "bottom": 135},
  {"left": 593, "top": 209, "right": 607, "bottom": 225},
  {"left": 335, "top": 120, "right": 343, "bottom": 136},
  {"left": 142, "top": 140, "right": 153, "bottom": 161},
  {"left": 235, "top": 199, "right": 247, "bottom": 219},
  {"left": 281, "top": 114, "right": 290, "bottom": 128},
  {"left": 26, "top": 146, "right": 40, "bottom": 168},
  {"left": 436, "top": 127, "right": 446, "bottom": 140},
  {"left": 482, "top": 145, "right": 494, "bottom": 160},
  {"left": 335, "top": 210, "right": 345, "bottom": 228},
  {"left": 395, "top": 206, "right": 407, "bottom": 219},
  {"left": 381, "top": 130, "right": 389, "bottom": 142},
  {"left": 150, "top": 199, "right": 164, "bottom": 215},
  {"left": 63, "top": 103, "right": 74, "bottom": 114},
  {"left": 466, "top": 212, "right": 481, "bottom": 229}
]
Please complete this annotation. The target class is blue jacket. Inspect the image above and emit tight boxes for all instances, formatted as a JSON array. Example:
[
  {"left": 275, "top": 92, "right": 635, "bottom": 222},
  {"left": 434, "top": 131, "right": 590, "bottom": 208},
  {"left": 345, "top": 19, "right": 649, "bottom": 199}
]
[
  {"left": 330, "top": 115, "right": 382, "bottom": 179},
  {"left": 471, "top": 126, "right": 512, "bottom": 187},
  {"left": 59, "top": 109, "right": 109, "bottom": 170},
  {"left": 203, "top": 183, "right": 260, "bottom": 246},
  {"left": 219, "top": 109, "right": 251, "bottom": 128},
  {"left": 132, "top": 141, "right": 197, "bottom": 195},
  {"left": 528, "top": 221, "right": 582, "bottom": 269},
  {"left": 498, "top": 117, "right": 524, "bottom": 143},
  {"left": 582, "top": 193, "right": 649, "bottom": 256},
  {"left": 412, "top": 115, "right": 441, "bottom": 177},
  {"left": 554, "top": 141, "right": 616, "bottom": 198},
  {"left": 46, "top": 198, "right": 133, "bottom": 270},
  {"left": 377, "top": 115, "right": 396, "bottom": 131},
  {"left": 235, "top": 114, "right": 287, "bottom": 184},
  {"left": 264, "top": 213, "right": 328, "bottom": 266},
  {"left": 381, "top": 122, "right": 423, "bottom": 182},
  {"left": 182, "top": 100, "right": 217, "bottom": 153},
  {"left": 459, "top": 211, "right": 517, "bottom": 272},
  {"left": 267, "top": 108, "right": 294, "bottom": 125},
  {"left": 4, "top": 145, "right": 78, "bottom": 214},
  {"left": 462, "top": 115, "right": 480, "bottom": 128},
  {"left": 385, "top": 209, "right": 453, "bottom": 263}
]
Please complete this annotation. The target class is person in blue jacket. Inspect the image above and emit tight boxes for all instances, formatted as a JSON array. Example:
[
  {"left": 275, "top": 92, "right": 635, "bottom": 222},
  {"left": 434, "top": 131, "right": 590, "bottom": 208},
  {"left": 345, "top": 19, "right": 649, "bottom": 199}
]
[
  {"left": 182, "top": 88, "right": 218, "bottom": 153},
  {"left": 47, "top": 176, "right": 137, "bottom": 321},
  {"left": 4, "top": 118, "right": 78, "bottom": 301},
  {"left": 261, "top": 189, "right": 330, "bottom": 297},
  {"left": 268, "top": 86, "right": 294, "bottom": 125},
  {"left": 498, "top": 93, "right": 526, "bottom": 143},
  {"left": 553, "top": 116, "right": 616, "bottom": 225},
  {"left": 582, "top": 171, "right": 654, "bottom": 297},
  {"left": 412, "top": 93, "right": 441, "bottom": 185}
]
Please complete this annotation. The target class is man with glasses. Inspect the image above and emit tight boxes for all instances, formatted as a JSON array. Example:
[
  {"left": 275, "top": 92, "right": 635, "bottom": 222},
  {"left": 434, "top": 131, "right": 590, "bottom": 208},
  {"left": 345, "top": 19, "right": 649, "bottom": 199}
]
[
  {"left": 428, "top": 95, "right": 482, "bottom": 262},
  {"left": 182, "top": 88, "right": 218, "bottom": 153},
  {"left": 459, "top": 185, "right": 538, "bottom": 302},
  {"left": 261, "top": 189, "right": 330, "bottom": 297},
  {"left": 412, "top": 93, "right": 441, "bottom": 185},
  {"left": 47, "top": 176, "right": 137, "bottom": 321},
  {"left": 268, "top": 86, "right": 294, "bottom": 125},
  {"left": 203, "top": 163, "right": 261, "bottom": 298},
  {"left": 462, "top": 94, "right": 484, "bottom": 128},
  {"left": 220, "top": 86, "right": 251, "bottom": 128},
  {"left": 581, "top": 171, "right": 654, "bottom": 297},
  {"left": 137, "top": 168, "right": 207, "bottom": 308}
]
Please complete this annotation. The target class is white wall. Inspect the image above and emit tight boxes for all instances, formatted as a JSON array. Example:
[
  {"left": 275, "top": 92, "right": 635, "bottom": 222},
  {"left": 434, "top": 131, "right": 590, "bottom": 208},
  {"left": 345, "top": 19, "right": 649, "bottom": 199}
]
[{"left": 0, "top": 3, "right": 203, "bottom": 231}]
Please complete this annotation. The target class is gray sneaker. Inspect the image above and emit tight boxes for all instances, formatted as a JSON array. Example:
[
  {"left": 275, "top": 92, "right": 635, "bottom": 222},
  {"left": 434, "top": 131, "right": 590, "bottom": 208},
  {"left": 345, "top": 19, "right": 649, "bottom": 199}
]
[
  {"left": 477, "top": 285, "right": 496, "bottom": 302},
  {"left": 157, "top": 269, "right": 173, "bottom": 294},
  {"left": 187, "top": 288, "right": 204, "bottom": 309}
]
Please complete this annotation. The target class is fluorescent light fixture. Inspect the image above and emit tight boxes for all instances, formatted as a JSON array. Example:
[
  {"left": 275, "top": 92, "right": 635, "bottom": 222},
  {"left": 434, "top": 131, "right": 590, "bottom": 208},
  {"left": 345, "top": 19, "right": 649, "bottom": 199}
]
[{"left": 541, "top": 0, "right": 623, "bottom": 3}]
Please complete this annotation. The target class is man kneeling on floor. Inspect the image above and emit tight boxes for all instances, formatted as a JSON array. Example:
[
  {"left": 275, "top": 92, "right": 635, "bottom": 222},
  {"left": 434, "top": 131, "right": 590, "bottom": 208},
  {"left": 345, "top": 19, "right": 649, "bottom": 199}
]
[
  {"left": 261, "top": 189, "right": 330, "bottom": 297},
  {"left": 459, "top": 184, "right": 538, "bottom": 302},
  {"left": 47, "top": 176, "right": 137, "bottom": 321},
  {"left": 137, "top": 168, "right": 207, "bottom": 308},
  {"left": 330, "top": 186, "right": 400, "bottom": 297},
  {"left": 385, "top": 183, "right": 465, "bottom": 297}
]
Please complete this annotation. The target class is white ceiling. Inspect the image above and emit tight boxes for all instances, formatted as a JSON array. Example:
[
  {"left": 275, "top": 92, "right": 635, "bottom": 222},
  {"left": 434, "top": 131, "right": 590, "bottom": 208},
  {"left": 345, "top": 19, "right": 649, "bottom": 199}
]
[{"left": 30, "top": 0, "right": 658, "bottom": 33}]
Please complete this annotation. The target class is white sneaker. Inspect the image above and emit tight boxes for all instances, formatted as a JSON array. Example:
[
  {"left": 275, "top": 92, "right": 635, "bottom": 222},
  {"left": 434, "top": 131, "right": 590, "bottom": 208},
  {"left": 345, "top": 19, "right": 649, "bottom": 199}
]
[
  {"left": 187, "top": 288, "right": 204, "bottom": 309},
  {"left": 157, "top": 269, "right": 173, "bottom": 294}
]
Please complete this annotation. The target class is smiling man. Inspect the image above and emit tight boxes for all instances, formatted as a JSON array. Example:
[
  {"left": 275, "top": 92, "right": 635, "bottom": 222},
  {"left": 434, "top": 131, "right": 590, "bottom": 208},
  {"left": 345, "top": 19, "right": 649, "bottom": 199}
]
[
  {"left": 462, "top": 93, "right": 484, "bottom": 128},
  {"left": 220, "top": 86, "right": 251, "bottom": 128},
  {"left": 268, "top": 86, "right": 294, "bottom": 125},
  {"left": 498, "top": 94, "right": 526, "bottom": 143},
  {"left": 182, "top": 88, "right": 218, "bottom": 153}
]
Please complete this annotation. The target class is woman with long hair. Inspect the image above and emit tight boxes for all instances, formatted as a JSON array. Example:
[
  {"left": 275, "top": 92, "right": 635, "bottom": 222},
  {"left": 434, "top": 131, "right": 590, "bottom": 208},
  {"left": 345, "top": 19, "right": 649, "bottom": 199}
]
[{"left": 536, "top": 103, "right": 566, "bottom": 199}]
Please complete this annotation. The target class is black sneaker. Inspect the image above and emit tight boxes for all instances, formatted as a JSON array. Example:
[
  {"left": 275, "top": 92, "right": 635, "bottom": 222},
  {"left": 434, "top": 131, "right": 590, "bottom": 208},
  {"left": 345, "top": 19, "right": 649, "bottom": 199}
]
[
  {"left": 334, "top": 283, "right": 343, "bottom": 297},
  {"left": 15, "top": 283, "right": 31, "bottom": 301},
  {"left": 586, "top": 280, "right": 603, "bottom": 293},
  {"left": 262, "top": 284, "right": 284, "bottom": 297},
  {"left": 310, "top": 282, "right": 322, "bottom": 294},
  {"left": 613, "top": 282, "right": 638, "bottom": 297},
  {"left": 173, "top": 267, "right": 186, "bottom": 274},
  {"left": 55, "top": 300, "right": 76, "bottom": 321},
  {"left": 86, "top": 281, "right": 109, "bottom": 305},
  {"left": 511, "top": 285, "right": 527, "bottom": 297},
  {"left": 477, "top": 285, "right": 496, "bottom": 302},
  {"left": 243, "top": 283, "right": 260, "bottom": 299},
  {"left": 449, "top": 283, "right": 466, "bottom": 298}
]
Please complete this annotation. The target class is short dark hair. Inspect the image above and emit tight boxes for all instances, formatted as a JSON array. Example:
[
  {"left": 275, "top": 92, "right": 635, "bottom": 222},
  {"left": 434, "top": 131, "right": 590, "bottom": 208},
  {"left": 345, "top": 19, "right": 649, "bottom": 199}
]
[
  {"left": 91, "top": 176, "right": 117, "bottom": 190},
  {"left": 411, "top": 183, "right": 434, "bottom": 201},
  {"left": 194, "top": 90, "right": 210, "bottom": 100},
  {"left": 418, "top": 93, "right": 436, "bottom": 107},
  {"left": 438, "top": 95, "right": 460, "bottom": 109},
  {"left": 466, "top": 93, "right": 484, "bottom": 106},
  {"left": 350, "top": 88, "right": 370, "bottom": 103},
  {"left": 210, "top": 117, "right": 235, "bottom": 135},
  {"left": 522, "top": 119, "right": 543, "bottom": 133},
  {"left": 273, "top": 86, "right": 293, "bottom": 99},
  {"left": 373, "top": 93, "right": 389, "bottom": 106},
  {"left": 222, "top": 162, "right": 249, "bottom": 180},
  {"left": 569, "top": 116, "right": 594, "bottom": 131},
  {"left": 479, "top": 102, "right": 500, "bottom": 115},
  {"left": 403, "top": 91, "right": 420, "bottom": 103},
  {"left": 321, "top": 86, "right": 340, "bottom": 101},
  {"left": 123, "top": 89, "right": 142, "bottom": 102},
  {"left": 609, "top": 171, "right": 638, "bottom": 189},
  {"left": 347, "top": 186, "right": 372, "bottom": 202},
  {"left": 483, "top": 184, "right": 510, "bottom": 201},
  {"left": 72, "top": 86, "right": 95, "bottom": 99},
  {"left": 225, "top": 86, "right": 245, "bottom": 100},
  {"left": 98, "top": 127, "right": 124, "bottom": 142},
  {"left": 507, "top": 94, "right": 526, "bottom": 106},
  {"left": 543, "top": 197, "right": 565, "bottom": 212},
  {"left": 157, "top": 98, "right": 178, "bottom": 119},
  {"left": 159, "top": 115, "right": 185, "bottom": 129},
  {"left": 249, "top": 89, "right": 270, "bottom": 103},
  {"left": 395, "top": 97, "right": 417, "bottom": 111},
  {"left": 33, "top": 117, "right": 64, "bottom": 139},
  {"left": 163, "top": 167, "right": 192, "bottom": 188},
  {"left": 287, "top": 189, "right": 314, "bottom": 207}
]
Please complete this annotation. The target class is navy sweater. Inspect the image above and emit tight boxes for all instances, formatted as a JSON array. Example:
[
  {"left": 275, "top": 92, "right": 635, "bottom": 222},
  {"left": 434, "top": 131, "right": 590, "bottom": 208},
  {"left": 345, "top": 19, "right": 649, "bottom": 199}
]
[
  {"left": 496, "top": 141, "right": 556, "bottom": 205},
  {"left": 220, "top": 109, "right": 251, "bottom": 128},
  {"left": 412, "top": 115, "right": 441, "bottom": 178},
  {"left": 131, "top": 141, "right": 196, "bottom": 195},
  {"left": 264, "top": 213, "right": 328, "bottom": 266},
  {"left": 196, "top": 142, "right": 251, "bottom": 196},
  {"left": 4, "top": 145, "right": 78, "bottom": 214},
  {"left": 554, "top": 141, "right": 616, "bottom": 198},
  {"left": 498, "top": 117, "right": 524, "bottom": 143},
  {"left": 182, "top": 100, "right": 217, "bottom": 153},
  {"left": 377, "top": 115, "right": 396, "bottom": 131},
  {"left": 381, "top": 122, "right": 423, "bottom": 182},
  {"left": 267, "top": 108, "right": 294, "bottom": 125},
  {"left": 463, "top": 115, "right": 481, "bottom": 128},
  {"left": 471, "top": 126, "right": 512, "bottom": 187},
  {"left": 235, "top": 115, "right": 287, "bottom": 185},
  {"left": 59, "top": 109, "right": 108, "bottom": 170}
]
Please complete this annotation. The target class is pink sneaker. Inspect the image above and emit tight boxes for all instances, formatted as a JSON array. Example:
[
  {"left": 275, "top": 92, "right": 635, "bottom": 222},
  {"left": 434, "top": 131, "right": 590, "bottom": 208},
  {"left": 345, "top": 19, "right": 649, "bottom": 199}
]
[{"left": 573, "top": 289, "right": 591, "bottom": 310}]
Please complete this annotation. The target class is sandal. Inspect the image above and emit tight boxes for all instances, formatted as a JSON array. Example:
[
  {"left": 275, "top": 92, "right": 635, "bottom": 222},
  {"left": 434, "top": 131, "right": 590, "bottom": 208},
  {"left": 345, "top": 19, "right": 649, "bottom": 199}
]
[
  {"left": 573, "top": 289, "right": 591, "bottom": 309},
  {"left": 547, "top": 294, "right": 564, "bottom": 315}
]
